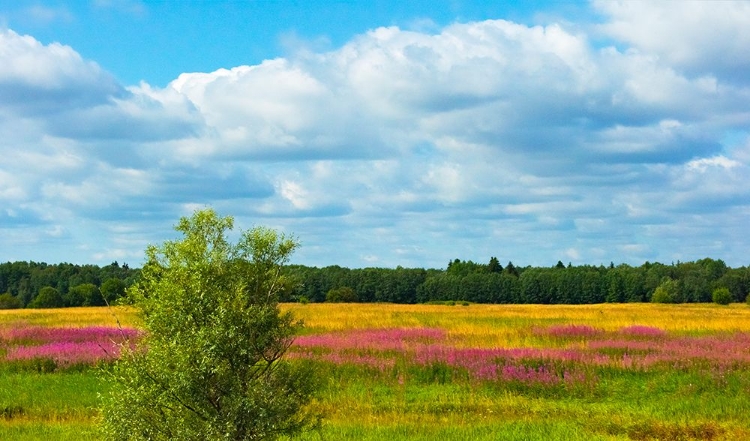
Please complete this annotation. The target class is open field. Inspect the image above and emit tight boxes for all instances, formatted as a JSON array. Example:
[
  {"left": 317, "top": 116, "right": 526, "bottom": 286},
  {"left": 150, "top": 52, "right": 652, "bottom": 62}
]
[{"left": 2, "top": 303, "right": 750, "bottom": 440}]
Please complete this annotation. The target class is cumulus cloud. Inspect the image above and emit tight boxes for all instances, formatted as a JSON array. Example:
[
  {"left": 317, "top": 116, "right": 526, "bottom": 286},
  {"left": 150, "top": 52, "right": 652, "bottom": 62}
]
[
  {"left": 1, "top": 6, "right": 750, "bottom": 267},
  {"left": 594, "top": 0, "right": 750, "bottom": 85}
]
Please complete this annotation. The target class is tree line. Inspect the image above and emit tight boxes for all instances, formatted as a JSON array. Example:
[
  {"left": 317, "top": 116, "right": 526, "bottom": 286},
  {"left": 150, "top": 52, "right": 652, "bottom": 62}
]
[
  {"left": 283, "top": 257, "right": 750, "bottom": 305},
  {"left": 0, "top": 261, "right": 139, "bottom": 308},
  {"left": 2, "top": 257, "right": 749, "bottom": 309}
]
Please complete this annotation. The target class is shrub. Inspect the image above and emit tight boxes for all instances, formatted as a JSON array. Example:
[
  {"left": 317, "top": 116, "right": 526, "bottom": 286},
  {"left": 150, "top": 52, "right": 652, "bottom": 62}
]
[{"left": 712, "top": 287, "right": 733, "bottom": 305}]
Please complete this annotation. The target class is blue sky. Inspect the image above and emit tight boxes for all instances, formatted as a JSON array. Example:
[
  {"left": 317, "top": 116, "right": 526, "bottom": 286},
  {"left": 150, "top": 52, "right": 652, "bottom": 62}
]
[{"left": 1, "top": 0, "right": 749, "bottom": 269}]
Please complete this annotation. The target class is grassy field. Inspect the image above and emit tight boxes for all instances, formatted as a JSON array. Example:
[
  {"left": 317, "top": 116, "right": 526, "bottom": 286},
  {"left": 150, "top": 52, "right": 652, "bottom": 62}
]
[{"left": 2, "top": 303, "right": 750, "bottom": 440}]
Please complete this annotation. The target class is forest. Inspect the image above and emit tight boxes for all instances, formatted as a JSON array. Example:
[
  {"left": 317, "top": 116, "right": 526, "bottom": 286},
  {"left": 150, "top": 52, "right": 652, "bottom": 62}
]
[
  {"left": 0, "top": 261, "right": 138, "bottom": 309},
  {"left": 2, "top": 257, "right": 747, "bottom": 309}
]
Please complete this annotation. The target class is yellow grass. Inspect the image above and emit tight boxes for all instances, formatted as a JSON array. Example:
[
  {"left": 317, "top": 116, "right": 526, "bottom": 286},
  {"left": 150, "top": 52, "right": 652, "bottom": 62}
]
[
  {"left": 286, "top": 302, "right": 750, "bottom": 347},
  {"left": 0, "top": 306, "right": 141, "bottom": 329},
  {"left": 2, "top": 303, "right": 749, "bottom": 348}
]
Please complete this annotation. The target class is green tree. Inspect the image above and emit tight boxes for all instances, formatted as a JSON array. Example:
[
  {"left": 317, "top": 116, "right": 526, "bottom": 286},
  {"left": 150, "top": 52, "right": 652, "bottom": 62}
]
[
  {"left": 100, "top": 278, "right": 126, "bottom": 303},
  {"left": 505, "top": 261, "right": 519, "bottom": 278},
  {"left": 66, "top": 283, "right": 104, "bottom": 307},
  {"left": 28, "top": 286, "right": 64, "bottom": 308},
  {"left": 101, "top": 208, "right": 320, "bottom": 441},
  {"left": 487, "top": 257, "right": 502, "bottom": 274},
  {"left": 712, "top": 287, "right": 733, "bottom": 305},
  {"left": 651, "top": 278, "right": 679, "bottom": 304},
  {"left": 0, "top": 292, "right": 22, "bottom": 309},
  {"left": 325, "top": 286, "right": 357, "bottom": 303}
]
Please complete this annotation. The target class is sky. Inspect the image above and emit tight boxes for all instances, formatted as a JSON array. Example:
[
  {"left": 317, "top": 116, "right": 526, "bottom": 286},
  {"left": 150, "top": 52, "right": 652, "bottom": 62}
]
[{"left": 1, "top": 1, "right": 749, "bottom": 269}]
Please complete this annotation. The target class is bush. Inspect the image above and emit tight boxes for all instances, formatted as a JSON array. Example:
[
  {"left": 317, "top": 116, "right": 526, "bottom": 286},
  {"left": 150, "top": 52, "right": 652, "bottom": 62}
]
[{"left": 712, "top": 288, "right": 733, "bottom": 305}]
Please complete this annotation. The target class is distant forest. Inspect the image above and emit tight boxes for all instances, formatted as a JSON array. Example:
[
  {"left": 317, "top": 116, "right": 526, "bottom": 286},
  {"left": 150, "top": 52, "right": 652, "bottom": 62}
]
[
  {"left": 2, "top": 257, "right": 748, "bottom": 309},
  {"left": 0, "top": 261, "right": 138, "bottom": 309}
]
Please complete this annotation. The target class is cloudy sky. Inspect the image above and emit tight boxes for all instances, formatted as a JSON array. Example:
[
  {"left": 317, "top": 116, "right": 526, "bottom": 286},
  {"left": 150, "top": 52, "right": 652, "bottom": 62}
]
[{"left": 1, "top": 1, "right": 749, "bottom": 269}]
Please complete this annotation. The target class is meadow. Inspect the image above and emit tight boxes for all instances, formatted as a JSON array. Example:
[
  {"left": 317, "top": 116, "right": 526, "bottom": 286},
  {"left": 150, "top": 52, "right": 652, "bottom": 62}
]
[{"left": 1, "top": 303, "right": 749, "bottom": 440}]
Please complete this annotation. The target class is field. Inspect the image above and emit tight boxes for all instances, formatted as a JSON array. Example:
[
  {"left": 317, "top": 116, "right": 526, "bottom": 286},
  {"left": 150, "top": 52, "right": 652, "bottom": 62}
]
[{"left": 1, "top": 303, "right": 750, "bottom": 440}]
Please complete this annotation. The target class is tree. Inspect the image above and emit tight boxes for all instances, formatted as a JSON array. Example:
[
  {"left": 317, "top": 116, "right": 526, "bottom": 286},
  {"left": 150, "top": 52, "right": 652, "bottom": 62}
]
[
  {"left": 487, "top": 257, "right": 502, "bottom": 274},
  {"left": 325, "top": 286, "right": 357, "bottom": 303},
  {"left": 28, "top": 286, "right": 64, "bottom": 308},
  {"left": 505, "top": 261, "right": 519, "bottom": 278},
  {"left": 651, "top": 278, "right": 679, "bottom": 304},
  {"left": 0, "top": 292, "right": 22, "bottom": 309},
  {"left": 712, "top": 287, "right": 733, "bottom": 305},
  {"left": 101, "top": 208, "right": 320, "bottom": 441},
  {"left": 100, "top": 278, "right": 126, "bottom": 303},
  {"left": 66, "top": 283, "right": 103, "bottom": 307}
]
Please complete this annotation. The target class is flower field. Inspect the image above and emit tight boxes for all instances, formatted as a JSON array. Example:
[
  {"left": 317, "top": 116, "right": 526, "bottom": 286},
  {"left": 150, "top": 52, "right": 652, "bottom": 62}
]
[{"left": 1, "top": 303, "right": 750, "bottom": 440}]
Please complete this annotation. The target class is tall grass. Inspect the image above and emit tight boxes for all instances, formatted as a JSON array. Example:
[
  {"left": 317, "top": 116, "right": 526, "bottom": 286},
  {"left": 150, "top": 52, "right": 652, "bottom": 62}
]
[
  {"left": 1, "top": 303, "right": 749, "bottom": 440},
  {"left": 0, "top": 307, "right": 140, "bottom": 329}
]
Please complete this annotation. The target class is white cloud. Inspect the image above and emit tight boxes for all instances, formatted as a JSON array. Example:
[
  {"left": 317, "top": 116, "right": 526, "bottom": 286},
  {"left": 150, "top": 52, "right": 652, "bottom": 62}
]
[
  {"left": 594, "top": 0, "right": 750, "bottom": 84},
  {"left": 1, "top": 7, "right": 750, "bottom": 267},
  {"left": 686, "top": 156, "right": 740, "bottom": 172}
]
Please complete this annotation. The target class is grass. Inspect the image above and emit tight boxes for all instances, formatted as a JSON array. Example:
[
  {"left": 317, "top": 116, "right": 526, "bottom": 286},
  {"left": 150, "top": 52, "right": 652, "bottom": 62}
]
[{"left": 2, "top": 303, "right": 750, "bottom": 440}]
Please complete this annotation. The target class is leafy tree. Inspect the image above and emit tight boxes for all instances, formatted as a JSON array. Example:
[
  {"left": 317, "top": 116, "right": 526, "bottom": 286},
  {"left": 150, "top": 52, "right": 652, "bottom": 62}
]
[
  {"left": 0, "top": 292, "right": 22, "bottom": 309},
  {"left": 66, "top": 283, "right": 104, "bottom": 307},
  {"left": 712, "top": 287, "right": 733, "bottom": 305},
  {"left": 100, "top": 278, "right": 126, "bottom": 303},
  {"left": 651, "top": 278, "right": 679, "bottom": 304},
  {"left": 326, "top": 286, "right": 357, "bottom": 303},
  {"left": 28, "top": 286, "right": 64, "bottom": 308},
  {"left": 446, "top": 259, "right": 485, "bottom": 277},
  {"left": 101, "top": 208, "right": 320, "bottom": 441}
]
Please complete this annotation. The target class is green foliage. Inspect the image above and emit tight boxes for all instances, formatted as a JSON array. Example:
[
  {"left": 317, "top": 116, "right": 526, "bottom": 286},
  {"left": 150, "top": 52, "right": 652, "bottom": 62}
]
[
  {"left": 650, "top": 279, "right": 678, "bottom": 304},
  {"left": 487, "top": 257, "right": 502, "bottom": 273},
  {"left": 712, "top": 287, "right": 733, "bottom": 305},
  {"left": 446, "top": 259, "right": 485, "bottom": 277},
  {"left": 65, "top": 283, "right": 103, "bottom": 307},
  {"left": 100, "top": 208, "right": 320, "bottom": 441},
  {"left": 100, "top": 278, "right": 126, "bottom": 303},
  {"left": 28, "top": 286, "right": 64, "bottom": 308},
  {"left": 326, "top": 286, "right": 358, "bottom": 303},
  {"left": 0, "top": 261, "right": 138, "bottom": 307},
  {"left": 0, "top": 292, "right": 22, "bottom": 309}
]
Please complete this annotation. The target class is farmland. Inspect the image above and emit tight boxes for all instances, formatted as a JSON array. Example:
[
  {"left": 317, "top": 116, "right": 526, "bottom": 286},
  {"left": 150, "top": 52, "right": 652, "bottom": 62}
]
[{"left": 2, "top": 303, "right": 750, "bottom": 440}]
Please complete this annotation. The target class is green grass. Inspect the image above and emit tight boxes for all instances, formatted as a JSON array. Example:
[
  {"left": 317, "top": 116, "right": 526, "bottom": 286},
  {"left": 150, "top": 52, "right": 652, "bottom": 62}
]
[
  {"left": 0, "top": 422, "right": 100, "bottom": 441},
  {"left": 2, "top": 305, "right": 750, "bottom": 440},
  {"left": 0, "top": 371, "right": 107, "bottom": 421}
]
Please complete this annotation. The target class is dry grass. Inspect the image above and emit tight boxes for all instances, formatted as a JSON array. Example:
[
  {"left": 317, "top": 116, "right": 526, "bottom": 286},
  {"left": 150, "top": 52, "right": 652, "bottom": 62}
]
[
  {"left": 286, "top": 302, "right": 750, "bottom": 347},
  {"left": 3, "top": 302, "right": 748, "bottom": 347},
  {"left": 0, "top": 307, "right": 141, "bottom": 329}
]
